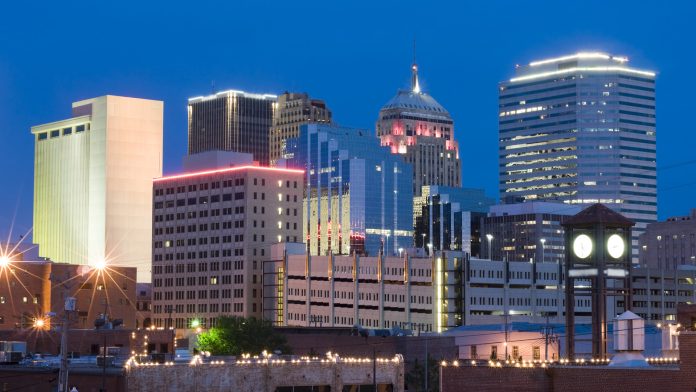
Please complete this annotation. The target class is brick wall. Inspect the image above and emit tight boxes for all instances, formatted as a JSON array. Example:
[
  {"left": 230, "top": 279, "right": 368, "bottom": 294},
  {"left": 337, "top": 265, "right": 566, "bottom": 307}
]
[{"left": 441, "top": 332, "right": 696, "bottom": 392}]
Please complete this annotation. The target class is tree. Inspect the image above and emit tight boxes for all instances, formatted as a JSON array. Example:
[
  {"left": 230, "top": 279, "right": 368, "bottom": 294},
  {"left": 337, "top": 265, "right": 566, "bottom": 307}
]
[
  {"left": 196, "top": 316, "right": 290, "bottom": 356},
  {"left": 405, "top": 355, "right": 440, "bottom": 392}
]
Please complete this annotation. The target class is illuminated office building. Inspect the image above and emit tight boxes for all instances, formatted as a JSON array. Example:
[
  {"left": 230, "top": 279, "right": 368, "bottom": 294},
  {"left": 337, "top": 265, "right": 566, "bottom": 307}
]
[
  {"left": 31, "top": 95, "right": 163, "bottom": 281},
  {"left": 188, "top": 90, "right": 277, "bottom": 164},
  {"left": 151, "top": 160, "right": 303, "bottom": 328},
  {"left": 269, "top": 92, "right": 332, "bottom": 165},
  {"left": 499, "top": 52, "right": 657, "bottom": 261},
  {"left": 376, "top": 62, "right": 461, "bottom": 197},
  {"left": 413, "top": 186, "right": 494, "bottom": 255},
  {"left": 286, "top": 124, "right": 413, "bottom": 257}
]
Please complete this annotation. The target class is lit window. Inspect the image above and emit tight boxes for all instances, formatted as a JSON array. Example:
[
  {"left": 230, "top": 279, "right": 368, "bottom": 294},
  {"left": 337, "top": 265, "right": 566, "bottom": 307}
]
[{"left": 278, "top": 194, "right": 282, "bottom": 201}]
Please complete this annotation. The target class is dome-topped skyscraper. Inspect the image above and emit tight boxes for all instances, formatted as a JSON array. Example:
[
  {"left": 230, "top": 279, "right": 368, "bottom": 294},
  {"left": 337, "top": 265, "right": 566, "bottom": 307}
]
[{"left": 376, "top": 61, "right": 461, "bottom": 197}]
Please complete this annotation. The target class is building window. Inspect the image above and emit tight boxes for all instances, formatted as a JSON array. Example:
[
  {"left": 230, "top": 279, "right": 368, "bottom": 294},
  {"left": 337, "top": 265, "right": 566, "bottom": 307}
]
[{"left": 533, "top": 346, "right": 540, "bottom": 360}]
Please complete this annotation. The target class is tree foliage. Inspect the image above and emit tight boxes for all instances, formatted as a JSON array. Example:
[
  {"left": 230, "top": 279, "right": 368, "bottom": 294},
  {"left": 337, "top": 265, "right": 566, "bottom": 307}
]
[
  {"left": 196, "top": 316, "right": 290, "bottom": 356},
  {"left": 405, "top": 355, "right": 440, "bottom": 392}
]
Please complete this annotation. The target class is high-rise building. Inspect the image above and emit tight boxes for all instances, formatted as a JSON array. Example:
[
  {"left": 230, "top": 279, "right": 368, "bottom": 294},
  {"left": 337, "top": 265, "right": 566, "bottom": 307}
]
[
  {"left": 286, "top": 124, "right": 413, "bottom": 257},
  {"left": 480, "top": 202, "right": 580, "bottom": 263},
  {"left": 639, "top": 209, "right": 696, "bottom": 270},
  {"left": 31, "top": 95, "right": 163, "bottom": 281},
  {"left": 413, "top": 186, "right": 495, "bottom": 255},
  {"left": 269, "top": 92, "right": 332, "bottom": 165},
  {"left": 376, "top": 62, "right": 461, "bottom": 197},
  {"left": 187, "top": 90, "right": 277, "bottom": 164},
  {"left": 151, "top": 157, "right": 303, "bottom": 328},
  {"left": 499, "top": 52, "right": 657, "bottom": 260}
]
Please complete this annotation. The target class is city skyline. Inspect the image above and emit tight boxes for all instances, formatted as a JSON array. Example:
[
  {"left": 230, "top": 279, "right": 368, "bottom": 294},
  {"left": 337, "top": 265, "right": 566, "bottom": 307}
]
[{"left": 2, "top": 1, "right": 695, "bottom": 240}]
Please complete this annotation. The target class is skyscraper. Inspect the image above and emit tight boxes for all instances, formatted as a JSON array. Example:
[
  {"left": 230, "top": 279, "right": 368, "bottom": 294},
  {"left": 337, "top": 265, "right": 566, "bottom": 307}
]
[
  {"left": 376, "top": 62, "right": 461, "bottom": 197},
  {"left": 188, "top": 90, "right": 277, "bottom": 164},
  {"left": 286, "top": 124, "right": 413, "bottom": 257},
  {"left": 32, "top": 95, "right": 163, "bottom": 281},
  {"left": 498, "top": 52, "right": 657, "bottom": 260},
  {"left": 269, "top": 92, "right": 332, "bottom": 166}
]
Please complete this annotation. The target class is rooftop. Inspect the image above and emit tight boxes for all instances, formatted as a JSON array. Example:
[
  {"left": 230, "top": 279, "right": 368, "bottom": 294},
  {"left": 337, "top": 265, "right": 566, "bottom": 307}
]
[{"left": 509, "top": 52, "right": 656, "bottom": 83}]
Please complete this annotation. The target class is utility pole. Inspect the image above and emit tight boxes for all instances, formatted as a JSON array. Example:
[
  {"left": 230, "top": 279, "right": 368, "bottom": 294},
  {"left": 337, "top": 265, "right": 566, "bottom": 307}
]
[
  {"left": 372, "top": 346, "right": 376, "bottom": 391},
  {"left": 544, "top": 312, "right": 551, "bottom": 361},
  {"left": 166, "top": 305, "right": 174, "bottom": 360},
  {"left": 424, "top": 336, "right": 428, "bottom": 392},
  {"left": 504, "top": 313, "right": 509, "bottom": 361},
  {"left": 59, "top": 297, "right": 76, "bottom": 392}
]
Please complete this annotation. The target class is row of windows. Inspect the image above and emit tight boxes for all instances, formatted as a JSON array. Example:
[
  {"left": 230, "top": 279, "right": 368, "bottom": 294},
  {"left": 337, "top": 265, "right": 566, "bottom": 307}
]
[{"left": 36, "top": 124, "right": 89, "bottom": 140}]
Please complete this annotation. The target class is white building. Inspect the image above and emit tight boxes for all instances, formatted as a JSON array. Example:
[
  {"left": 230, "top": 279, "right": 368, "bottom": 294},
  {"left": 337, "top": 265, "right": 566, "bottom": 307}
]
[
  {"left": 31, "top": 95, "right": 163, "bottom": 281},
  {"left": 499, "top": 52, "right": 657, "bottom": 261}
]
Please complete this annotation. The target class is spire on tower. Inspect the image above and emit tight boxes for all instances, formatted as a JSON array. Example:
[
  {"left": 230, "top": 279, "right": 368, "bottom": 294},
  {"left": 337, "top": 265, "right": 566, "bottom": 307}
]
[{"left": 411, "top": 39, "right": 420, "bottom": 93}]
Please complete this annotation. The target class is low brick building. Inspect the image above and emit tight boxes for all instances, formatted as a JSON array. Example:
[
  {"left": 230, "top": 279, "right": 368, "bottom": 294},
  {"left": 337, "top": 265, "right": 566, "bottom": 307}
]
[
  {"left": 441, "top": 332, "right": 696, "bottom": 392},
  {"left": 0, "top": 260, "right": 137, "bottom": 330},
  {"left": 126, "top": 354, "right": 404, "bottom": 392}
]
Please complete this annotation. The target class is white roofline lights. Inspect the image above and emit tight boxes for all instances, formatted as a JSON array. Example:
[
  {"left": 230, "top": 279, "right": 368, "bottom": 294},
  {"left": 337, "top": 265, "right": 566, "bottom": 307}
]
[
  {"left": 529, "top": 52, "right": 611, "bottom": 67},
  {"left": 510, "top": 66, "right": 656, "bottom": 83}
]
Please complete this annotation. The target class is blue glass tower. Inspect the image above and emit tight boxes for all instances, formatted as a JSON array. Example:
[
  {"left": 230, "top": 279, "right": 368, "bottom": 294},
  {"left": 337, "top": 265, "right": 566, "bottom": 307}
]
[{"left": 287, "top": 124, "right": 413, "bottom": 256}]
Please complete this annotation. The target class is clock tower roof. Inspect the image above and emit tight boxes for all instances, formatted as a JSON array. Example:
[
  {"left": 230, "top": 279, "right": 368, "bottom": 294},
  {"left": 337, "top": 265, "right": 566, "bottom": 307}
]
[{"left": 562, "top": 203, "right": 635, "bottom": 228}]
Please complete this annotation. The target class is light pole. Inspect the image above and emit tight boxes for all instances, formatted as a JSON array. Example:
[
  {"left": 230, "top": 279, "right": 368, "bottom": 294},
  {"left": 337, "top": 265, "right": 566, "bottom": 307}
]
[
  {"left": 540, "top": 238, "right": 546, "bottom": 263},
  {"left": 421, "top": 233, "right": 426, "bottom": 252},
  {"left": 486, "top": 234, "right": 493, "bottom": 260},
  {"left": 385, "top": 233, "right": 391, "bottom": 256},
  {"left": 398, "top": 248, "right": 403, "bottom": 258}
]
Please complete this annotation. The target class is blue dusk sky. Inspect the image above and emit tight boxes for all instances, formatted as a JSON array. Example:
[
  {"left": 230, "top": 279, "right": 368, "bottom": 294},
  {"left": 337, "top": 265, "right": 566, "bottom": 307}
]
[{"left": 0, "top": 0, "right": 694, "bottom": 241}]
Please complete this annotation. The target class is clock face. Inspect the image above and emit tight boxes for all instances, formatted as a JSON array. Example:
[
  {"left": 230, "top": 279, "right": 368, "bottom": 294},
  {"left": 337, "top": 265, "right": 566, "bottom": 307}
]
[
  {"left": 607, "top": 234, "right": 625, "bottom": 259},
  {"left": 573, "top": 234, "right": 593, "bottom": 259}
]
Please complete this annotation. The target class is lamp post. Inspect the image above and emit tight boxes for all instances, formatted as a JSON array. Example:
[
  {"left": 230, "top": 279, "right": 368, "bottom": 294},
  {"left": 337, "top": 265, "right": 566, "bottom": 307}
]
[
  {"left": 486, "top": 234, "right": 494, "bottom": 260},
  {"left": 165, "top": 305, "right": 175, "bottom": 361},
  {"left": 421, "top": 233, "right": 426, "bottom": 252},
  {"left": 385, "top": 232, "right": 391, "bottom": 256},
  {"left": 540, "top": 238, "right": 546, "bottom": 263}
]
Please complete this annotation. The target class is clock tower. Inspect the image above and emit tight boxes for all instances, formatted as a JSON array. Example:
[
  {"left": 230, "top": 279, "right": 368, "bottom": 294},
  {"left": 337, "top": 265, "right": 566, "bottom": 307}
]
[{"left": 562, "top": 203, "right": 634, "bottom": 360}]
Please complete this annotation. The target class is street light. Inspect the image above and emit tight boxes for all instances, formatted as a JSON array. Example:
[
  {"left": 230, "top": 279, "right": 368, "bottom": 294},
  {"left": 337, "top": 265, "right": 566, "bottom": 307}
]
[
  {"left": 33, "top": 317, "right": 46, "bottom": 329},
  {"left": 0, "top": 256, "right": 10, "bottom": 268},
  {"left": 385, "top": 233, "right": 391, "bottom": 256},
  {"left": 540, "top": 238, "right": 546, "bottom": 263},
  {"left": 398, "top": 248, "right": 404, "bottom": 258},
  {"left": 486, "top": 234, "right": 494, "bottom": 260},
  {"left": 421, "top": 233, "right": 426, "bottom": 251}
]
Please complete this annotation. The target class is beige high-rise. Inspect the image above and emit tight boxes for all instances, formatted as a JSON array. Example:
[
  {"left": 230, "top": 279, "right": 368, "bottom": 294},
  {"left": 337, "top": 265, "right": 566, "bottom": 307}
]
[
  {"left": 269, "top": 92, "right": 331, "bottom": 165},
  {"left": 32, "top": 95, "right": 163, "bottom": 282}
]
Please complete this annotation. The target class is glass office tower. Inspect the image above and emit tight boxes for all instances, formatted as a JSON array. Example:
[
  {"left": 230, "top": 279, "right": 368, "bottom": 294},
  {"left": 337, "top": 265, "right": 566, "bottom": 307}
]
[
  {"left": 499, "top": 52, "right": 657, "bottom": 261},
  {"left": 188, "top": 90, "right": 277, "bottom": 165},
  {"left": 287, "top": 124, "right": 413, "bottom": 256}
]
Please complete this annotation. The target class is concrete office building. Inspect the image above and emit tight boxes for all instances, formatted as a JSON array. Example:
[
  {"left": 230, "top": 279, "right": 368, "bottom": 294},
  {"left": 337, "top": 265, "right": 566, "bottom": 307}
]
[
  {"left": 31, "top": 95, "right": 163, "bottom": 282},
  {"left": 264, "top": 245, "right": 467, "bottom": 333},
  {"left": 413, "top": 186, "right": 495, "bottom": 255},
  {"left": 480, "top": 202, "right": 581, "bottom": 263},
  {"left": 265, "top": 246, "right": 690, "bottom": 333},
  {"left": 639, "top": 209, "right": 696, "bottom": 270},
  {"left": 499, "top": 52, "right": 657, "bottom": 261},
  {"left": 188, "top": 90, "right": 277, "bottom": 164},
  {"left": 151, "top": 157, "right": 303, "bottom": 329},
  {"left": 377, "top": 62, "right": 461, "bottom": 197},
  {"left": 270, "top": 92, "right": 332, "bottom": 165},
  {"left": 286, "top": 124, "right": 414, "bottom": 257}
]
